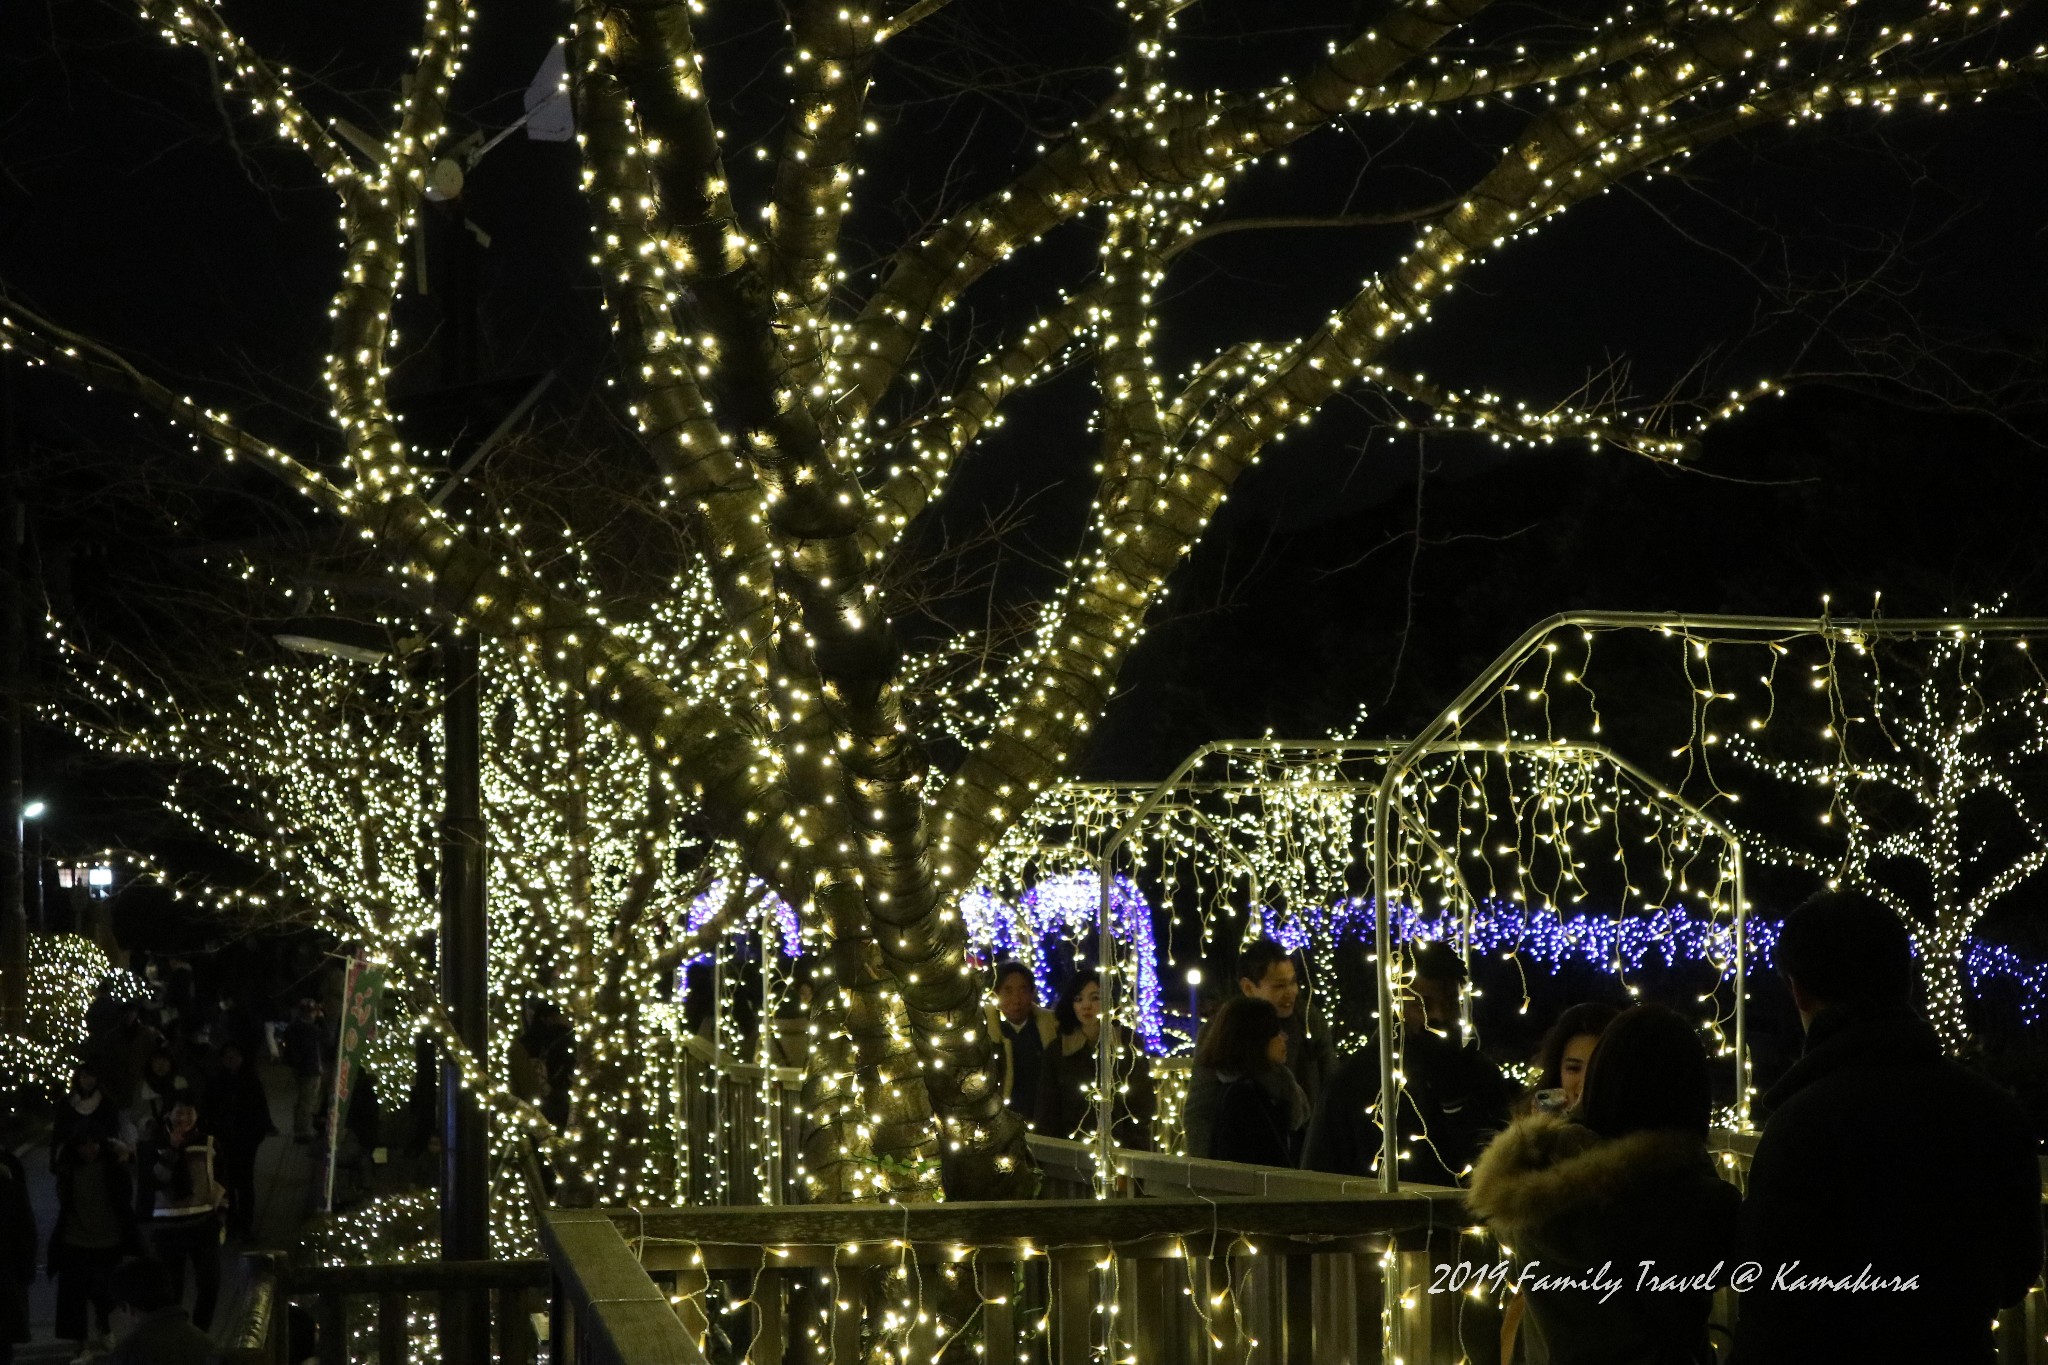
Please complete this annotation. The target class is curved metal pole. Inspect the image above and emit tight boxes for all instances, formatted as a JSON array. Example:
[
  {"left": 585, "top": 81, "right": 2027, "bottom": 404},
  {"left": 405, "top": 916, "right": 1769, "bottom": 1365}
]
[
  {"left": 1375, "top": 610, "right": 2048, "bottom": 1159},
  {"left": 1096, "top": 853, "right": 1116, "bottom": 1198},
  {"left": 1734, "top": 842, "right": 1750, "bottom": 1129},
  {"left": 1094, "top": 741, "right": 1231, "bottom": 1194},
  {"left": 1371, "top": 767, "right": 1400, "bottom": 1193}
]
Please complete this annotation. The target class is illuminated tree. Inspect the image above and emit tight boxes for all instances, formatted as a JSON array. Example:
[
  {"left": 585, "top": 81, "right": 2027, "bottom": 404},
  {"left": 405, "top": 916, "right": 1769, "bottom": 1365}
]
[
  {"left": 4, "top": 0, "right": 2042, "bottom": 1200},
  {"left": 47, "top": 574, "right": 749, "bottom": 1204},
  {"left": 1728, "top": 625, "right": 2048, "bottom": 1050}
]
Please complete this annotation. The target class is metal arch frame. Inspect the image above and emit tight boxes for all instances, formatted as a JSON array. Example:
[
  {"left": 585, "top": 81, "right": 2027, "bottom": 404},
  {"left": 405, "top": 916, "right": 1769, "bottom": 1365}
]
[
  {"left": 1086, "top": 735, "right": 1748, "bottom": 1197},
  {"left": 1369, "top": 609, "right": 2048, "bottom": 1191}
]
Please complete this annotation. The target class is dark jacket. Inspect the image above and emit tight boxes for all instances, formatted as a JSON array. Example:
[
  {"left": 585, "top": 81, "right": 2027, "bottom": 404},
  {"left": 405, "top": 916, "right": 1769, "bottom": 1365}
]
[
  {"left": 985, "top": 1004, "right": 1059, "bottom": 1118},
  {"left": 1468, "top": 1114, "right": 1740, "bottom": 1365},
  {"left": 1732, "top": 1005, "right": 2042, "bottom": 1365},
  {"left": 0, "top": 1151, "right": 33, "bottom": 1346},
  {"left": 283, "top": 1016, "right": 327, "bottom": 1079},
  {"left": 51, "top": 1145, "right": 139, "bottom": 1257},
  {"left": 1033, "top": 1029, "right": 1154, "bottom": 1148},
  {"left": 104, "top": 1306, "right": 217, "bottom": 1365},
  {"left": 1206, "top": 1071, "right": 1302, "bottom": 1167},
  {"left": 51, "top": 1091, "right": 131, "bottom": 1163},
  {"left": 208, "top": 1060, "right": 277, "bottom": 1148},
  {"left": 1185, "top": 1011, "right": 1335, "bottom": 1160},
  {"left": 135, "top": 1126, "right": 222, "bottom": 1226},
  {"left": 1302, "top": 1028, "right": 1512, "bottom": 1185}
]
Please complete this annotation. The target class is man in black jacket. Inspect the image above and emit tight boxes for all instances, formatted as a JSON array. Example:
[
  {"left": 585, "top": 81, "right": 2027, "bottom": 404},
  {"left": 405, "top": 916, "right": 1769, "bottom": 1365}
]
[
  {"left": 1733, "top": 891, "right": 2042, "bottom": 1365},
  {"left": 1301, "top": 940, "right": 1511, "bottom": 1185}
]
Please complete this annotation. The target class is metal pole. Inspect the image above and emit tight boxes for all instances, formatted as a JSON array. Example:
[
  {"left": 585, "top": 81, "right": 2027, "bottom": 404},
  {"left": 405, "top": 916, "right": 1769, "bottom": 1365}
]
[
  {"left": 1370, "top": 769, "right": 1399, "bottom": 1194},
  {"left": 1733, "top": 842, "right": 1750, "bottom": 1129},
  {"left": 0, "top": 493, "right": 25, "bottom": 1037},
  {"left": 439, "top": 626, "right": 489, "bottom": 1339},
  {"left": 431, "top": 186, "right": 490, "bottom": 1358},
  {"left": 1095, "top": 853, "right": 1116, "bottom": 1197}
]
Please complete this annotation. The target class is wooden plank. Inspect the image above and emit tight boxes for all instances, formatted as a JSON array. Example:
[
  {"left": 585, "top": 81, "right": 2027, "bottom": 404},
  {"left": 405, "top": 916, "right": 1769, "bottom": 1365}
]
[
  {"left": 638, "top": 1232, "right": 1387, "bottom": 1275},
  {"left": 584, "top": 1299, "right": 711, "bottom": 1365},
  {"left": 284, "top": 1259, "right": 551, "bottom": 1293},
  {"left": 1197, "top": 1250, "right": 1244, "bottom": 1365},
  {"left": 542, "top": 1211, "right": 709, "bottom": 1365},
  {"left": 829, "top": 1266, "right": 867, "bottom": 1365},
  {"left": 976, "top": 1254, "right": 1018, "bottom": 1365},
  {"left": 783, "top": 1271, "right": 833, "bottom": 1365},
  {"left": 498, "top": 1284, "right": 539, "bottom": 1365},
  {"left": 1050, "top": 1250, "right": 1095, "bottom": 1365},
  {"left": 745, "top": 1266, "right": 786, "bottom": 1365},
  {"left": 317, "top": 1292, "right": 347, "bottom": 1365},
  {"left": 610, "top": 1195, "right": 1441, "bottom": 1251},
  {"left": 1283, "top": 1250, "right": 1315, "bottom": 1365},
  {"left": 1127, "top": 1254, "right": 1186, "bottom": 1365},
  {"left": 376, "top": 1291, "right": 407, "bottom": 1365}
]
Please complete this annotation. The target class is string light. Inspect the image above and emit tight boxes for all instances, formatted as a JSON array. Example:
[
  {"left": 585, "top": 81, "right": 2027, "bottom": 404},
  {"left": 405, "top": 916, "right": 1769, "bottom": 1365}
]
[{"left": 0, "top": 0, "right": 2035, "bottom": 1262}]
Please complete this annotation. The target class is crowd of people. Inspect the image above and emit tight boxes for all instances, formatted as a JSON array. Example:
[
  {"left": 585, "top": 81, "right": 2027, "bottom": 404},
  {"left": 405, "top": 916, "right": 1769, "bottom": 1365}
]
[
  {"left": 982, "top": 890, "right": 2045, "bottom": 1365},
  {"left": 1, "top": 959, "right": 348, "bottom": 1365}
]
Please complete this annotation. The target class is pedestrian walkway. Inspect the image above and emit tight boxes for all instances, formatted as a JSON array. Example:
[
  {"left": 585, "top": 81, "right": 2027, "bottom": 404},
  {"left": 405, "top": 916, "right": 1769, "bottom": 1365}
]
[{"left": 15, "top": 1060, "right": 321, "bottom": 1362}]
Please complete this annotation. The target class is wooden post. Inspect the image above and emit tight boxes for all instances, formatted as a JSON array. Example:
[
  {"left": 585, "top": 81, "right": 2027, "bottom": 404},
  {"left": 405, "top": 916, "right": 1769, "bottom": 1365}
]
[
  {"left": 745, "top": 1266, "right": 786, "bottom": 1364},
  {"left": 376, "top": 1291, "right": 408, "bottom": 1365},
  {"left": 1051, "top": 1250, "right": 1096, "bottom": 1364},
  {"left": 976, "top": 1253, "right": 1019, "bottom": 1365}
]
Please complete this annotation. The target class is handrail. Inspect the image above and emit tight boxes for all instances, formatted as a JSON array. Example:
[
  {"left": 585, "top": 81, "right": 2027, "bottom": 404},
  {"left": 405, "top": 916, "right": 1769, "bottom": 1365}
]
[
  {"left": 215, "top": 1252, "right": 285, "bottom": 1365},
  {"left": 282, "top": 1258, "right": 549, "bottom": 1292},
  {"left": 605, "top": 1193, "right": 1450, "bottom": 1265},
  {"left": 543, "top": 1209, "right": 710, "bottom": 1365}
]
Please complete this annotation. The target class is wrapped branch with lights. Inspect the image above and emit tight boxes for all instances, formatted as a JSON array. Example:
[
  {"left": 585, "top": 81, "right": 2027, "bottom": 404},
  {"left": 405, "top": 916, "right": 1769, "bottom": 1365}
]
[
  {"left": 5, "top": 0, "right": 2045, "bottom": 1204},
  {"left": 1726, "top": 614, "right": 2048, "bottom": 1050}
]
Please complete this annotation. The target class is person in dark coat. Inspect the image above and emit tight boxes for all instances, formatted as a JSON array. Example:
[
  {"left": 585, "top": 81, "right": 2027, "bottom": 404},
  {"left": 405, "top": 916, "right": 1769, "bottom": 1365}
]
[
  {"left": 1194, "top": 996, "right": 1309, "bottom": 1166},
  {"left": 51, "top": 1063, "right": 134, "bottom": 1166},
  {"left": 102, "top": 1257, "right": 215, "bottom": 1365},
  {"left": 49, "top": 1129, "right": 141, "bottom": 1354},
  {"left": 283, "top": 998, "right": 328, "bottom": 1142},
  {"left": 126, "top": 1048, "right": 194, "bottom": 1141},
  {"left": 207, "top": 1040, "right": 276, "bottom": 1235},
  {"left": 1303, "top": 941, "right": 1513, "bottom": 1184},
  {"left": 1467, "top": 1003, "right": 1741, "bottom": 1365},
  {"left": 985, "top": 962, "right": 1059, "bottom": 1121},
  {"left": 134, "top": 1099, "right": 225, "bottom": 1330},
  {"left": 0, "top": 1150, "right": 34, "bottom": 1365},
  {"left": 1184, "top": 939, "right": 1335, "bottom": 1159},
  {"left": 1732, "top": 891, "right": 2042, "bottom": 1365},
  {"left": 1033, "top": 970, "right": 1154, "bottom": 1147}
]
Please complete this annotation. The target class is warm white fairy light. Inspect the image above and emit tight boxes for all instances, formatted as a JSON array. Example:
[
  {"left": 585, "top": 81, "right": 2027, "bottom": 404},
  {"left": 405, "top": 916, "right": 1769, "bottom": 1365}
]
[
  {"left": 0, "top": 935, "right": 146, "bottom": 1093},
  {"left": 0, "top": 0, "right": 2035, "bottom": 1301},
  {"left": 1728, "top": 606, "right": 2048, "bottom": 1048}
]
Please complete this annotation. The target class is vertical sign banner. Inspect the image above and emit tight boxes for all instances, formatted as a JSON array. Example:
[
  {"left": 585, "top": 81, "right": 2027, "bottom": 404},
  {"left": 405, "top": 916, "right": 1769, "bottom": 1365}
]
[{"left": 324, "top": 950, "right": 387, "bottom": 1207}]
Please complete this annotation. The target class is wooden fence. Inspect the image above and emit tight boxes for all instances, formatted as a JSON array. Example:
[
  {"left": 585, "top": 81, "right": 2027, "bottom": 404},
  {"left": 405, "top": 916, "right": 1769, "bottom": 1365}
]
[{"left": 216, "top": 1252, "right": 551, "bottom": 1365}]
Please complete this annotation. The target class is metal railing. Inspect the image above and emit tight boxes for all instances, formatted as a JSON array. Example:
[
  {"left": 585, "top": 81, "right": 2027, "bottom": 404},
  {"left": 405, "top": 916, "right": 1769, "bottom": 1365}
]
[
  {"left": 215, "top": 1125, "right": 2048, "bottom": 1364},
  {"left": 216, "top": 1251, "right": 549, "bottom": 1365},
  {"left": 542, "top": 1211, "right": 708, "bottom": 1365},
  {"left": 597, "top": 1189, "right": 1475, "bottom": 1365},
  {"left": 676, "top": 1031, "right": 805, "bottom": 1206}
]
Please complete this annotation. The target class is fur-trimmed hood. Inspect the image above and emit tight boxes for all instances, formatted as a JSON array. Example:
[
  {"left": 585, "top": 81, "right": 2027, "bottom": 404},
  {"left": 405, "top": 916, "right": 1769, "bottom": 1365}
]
[{"left": 1465, "top": 1114, "right": 1713, "bottom": 1236}]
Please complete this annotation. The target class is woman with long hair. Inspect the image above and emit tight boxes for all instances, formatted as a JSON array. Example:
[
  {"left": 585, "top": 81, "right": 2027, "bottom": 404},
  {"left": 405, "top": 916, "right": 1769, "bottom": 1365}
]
[
  {"left": 1526, "top": 1001, "right": 1620, "bottom": 1116},
  {"left": 1468, "top": 1004, "right": 1738, "bottom": 1365},
  {"left": 1033, "top": 970, "right": 1153, "bottom": 1146},
  {"left": 1193, "top": 996, "right": 1309, "bottom": 1165}
]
